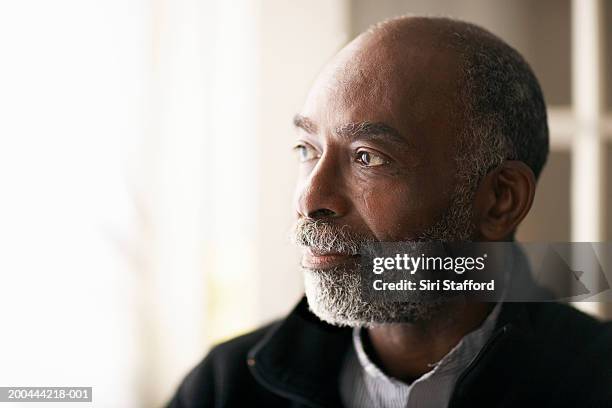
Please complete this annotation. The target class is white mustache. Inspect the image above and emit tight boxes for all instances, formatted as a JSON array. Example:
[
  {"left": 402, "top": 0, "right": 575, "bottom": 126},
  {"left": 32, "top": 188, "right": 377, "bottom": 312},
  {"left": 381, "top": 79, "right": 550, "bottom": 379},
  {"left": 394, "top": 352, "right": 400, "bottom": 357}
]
[{"left": 291, "top": 219, "right": 368, "bottom": 256}]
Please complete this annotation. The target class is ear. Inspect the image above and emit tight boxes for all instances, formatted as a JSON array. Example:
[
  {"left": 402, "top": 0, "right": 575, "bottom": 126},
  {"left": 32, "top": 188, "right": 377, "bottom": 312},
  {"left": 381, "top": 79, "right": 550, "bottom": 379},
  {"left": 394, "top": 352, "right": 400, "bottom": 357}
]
[{"left": 472, "top": 161, "right": 536, "bottom": 241}]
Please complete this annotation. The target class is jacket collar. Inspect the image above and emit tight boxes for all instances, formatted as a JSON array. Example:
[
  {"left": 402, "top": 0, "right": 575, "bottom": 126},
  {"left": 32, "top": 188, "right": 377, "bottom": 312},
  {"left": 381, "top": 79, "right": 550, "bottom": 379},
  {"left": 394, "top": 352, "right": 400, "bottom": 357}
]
[
  {"left": 247, "top": 297, "right": 351, "bottom": 408},
  {"left": 448, "top": 301, "right": 561, "bottom": 408},
  {"left": 448, "top": 250, "right": 559, "bottom": 407}
]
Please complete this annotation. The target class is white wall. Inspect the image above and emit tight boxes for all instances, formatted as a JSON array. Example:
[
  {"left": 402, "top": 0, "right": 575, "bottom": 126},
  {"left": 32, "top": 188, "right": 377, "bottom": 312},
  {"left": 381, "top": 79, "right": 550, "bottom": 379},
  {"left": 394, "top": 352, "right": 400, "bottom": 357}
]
[{"left": 255, "top": 0, "right": 351, "bottom": 324}]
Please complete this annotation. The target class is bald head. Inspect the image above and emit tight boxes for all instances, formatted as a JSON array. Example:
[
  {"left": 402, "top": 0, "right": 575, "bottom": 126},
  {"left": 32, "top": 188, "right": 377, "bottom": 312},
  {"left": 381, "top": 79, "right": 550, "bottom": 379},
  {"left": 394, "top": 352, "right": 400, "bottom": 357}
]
[{"left": 306, "top": 17, "right": 467, "bottom": 144}]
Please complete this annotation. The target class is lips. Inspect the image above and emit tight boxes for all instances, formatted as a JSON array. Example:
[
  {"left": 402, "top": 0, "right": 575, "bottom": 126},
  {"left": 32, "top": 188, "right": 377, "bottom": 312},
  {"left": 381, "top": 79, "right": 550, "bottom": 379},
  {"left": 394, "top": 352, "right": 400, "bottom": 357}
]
[{"left": 302, "top": 248, "right": 360, "bottom": 269}]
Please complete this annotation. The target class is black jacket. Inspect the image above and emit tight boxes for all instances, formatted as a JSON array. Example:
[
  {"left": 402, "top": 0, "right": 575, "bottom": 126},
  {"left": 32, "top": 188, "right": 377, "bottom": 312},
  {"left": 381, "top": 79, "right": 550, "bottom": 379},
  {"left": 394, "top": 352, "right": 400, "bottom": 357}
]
[{"left": 167, "top": 296, "right": 612, "bottom": 407}]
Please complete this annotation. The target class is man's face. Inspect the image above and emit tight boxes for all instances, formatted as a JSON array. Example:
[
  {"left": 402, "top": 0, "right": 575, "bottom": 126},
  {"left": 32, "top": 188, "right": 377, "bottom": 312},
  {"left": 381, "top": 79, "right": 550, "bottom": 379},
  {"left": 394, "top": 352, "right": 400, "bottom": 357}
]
[{"left": 291, "top": 27, "right": 474, "bottom": 326}]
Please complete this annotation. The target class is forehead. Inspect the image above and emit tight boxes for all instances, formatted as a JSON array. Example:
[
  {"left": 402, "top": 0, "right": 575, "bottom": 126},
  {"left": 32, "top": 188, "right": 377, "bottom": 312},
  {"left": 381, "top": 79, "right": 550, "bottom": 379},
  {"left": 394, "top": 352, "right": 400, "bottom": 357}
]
[{"left": 300, "top": 28, "right": 465, "bottom": 148}]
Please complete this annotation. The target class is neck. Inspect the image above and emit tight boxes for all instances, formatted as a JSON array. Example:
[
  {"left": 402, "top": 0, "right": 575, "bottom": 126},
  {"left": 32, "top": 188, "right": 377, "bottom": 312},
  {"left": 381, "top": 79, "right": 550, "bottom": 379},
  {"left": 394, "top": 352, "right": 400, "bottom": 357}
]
[{"left": 365, "top": 301, "right": 494, "bottom": 383}]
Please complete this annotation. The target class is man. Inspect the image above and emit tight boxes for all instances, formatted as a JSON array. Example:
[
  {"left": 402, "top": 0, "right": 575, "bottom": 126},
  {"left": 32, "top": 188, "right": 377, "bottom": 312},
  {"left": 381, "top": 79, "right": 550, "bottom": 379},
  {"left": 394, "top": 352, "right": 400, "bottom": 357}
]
[{"left": 168, "top": 16, "right": 612, "bottom": 407}]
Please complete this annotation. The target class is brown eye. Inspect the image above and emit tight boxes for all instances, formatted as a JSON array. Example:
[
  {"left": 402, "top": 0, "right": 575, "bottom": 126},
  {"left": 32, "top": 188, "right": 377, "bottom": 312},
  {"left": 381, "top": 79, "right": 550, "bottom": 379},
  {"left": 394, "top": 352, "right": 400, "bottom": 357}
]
[
  {"left": 293, "top": 143, "right": 320, "bottom": 162},
  {"left": 356, "top": 149, "right": 387, "bottom": 167}
]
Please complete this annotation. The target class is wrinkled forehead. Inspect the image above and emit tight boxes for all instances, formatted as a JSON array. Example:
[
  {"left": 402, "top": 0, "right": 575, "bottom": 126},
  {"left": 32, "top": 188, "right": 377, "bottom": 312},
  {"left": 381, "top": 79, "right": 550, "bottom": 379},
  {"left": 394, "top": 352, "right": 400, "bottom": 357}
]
[{"left": 301, "top": 26, "right": 465, "bottom": 146}]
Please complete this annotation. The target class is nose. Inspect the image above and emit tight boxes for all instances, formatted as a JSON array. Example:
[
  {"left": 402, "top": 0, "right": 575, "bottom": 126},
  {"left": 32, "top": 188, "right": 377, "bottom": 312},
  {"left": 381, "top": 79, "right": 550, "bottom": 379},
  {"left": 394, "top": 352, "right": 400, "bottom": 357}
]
[{"left": 295, "top": 151, "right": 350, "bottom": 220}]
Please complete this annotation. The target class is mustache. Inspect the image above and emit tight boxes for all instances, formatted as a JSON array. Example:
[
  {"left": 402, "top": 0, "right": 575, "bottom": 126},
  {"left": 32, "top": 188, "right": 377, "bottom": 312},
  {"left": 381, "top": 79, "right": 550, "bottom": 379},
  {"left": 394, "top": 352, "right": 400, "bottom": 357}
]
[{"left": 291, "top": 218, "right": 372, "bottom": 255}]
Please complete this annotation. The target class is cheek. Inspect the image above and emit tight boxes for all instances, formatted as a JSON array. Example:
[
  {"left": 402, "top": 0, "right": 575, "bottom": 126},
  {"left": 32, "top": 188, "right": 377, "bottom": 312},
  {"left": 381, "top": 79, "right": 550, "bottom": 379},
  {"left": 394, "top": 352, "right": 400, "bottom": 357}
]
[{"left": 354, "top": 173, "right": 451, "bottom": 240}]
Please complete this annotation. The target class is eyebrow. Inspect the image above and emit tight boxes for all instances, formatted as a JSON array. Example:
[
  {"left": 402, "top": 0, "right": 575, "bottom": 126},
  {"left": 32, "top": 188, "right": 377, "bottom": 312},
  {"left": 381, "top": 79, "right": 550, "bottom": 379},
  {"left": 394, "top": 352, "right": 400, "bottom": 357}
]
[
  {"left": 293, "top": 114, "right": 407, "bottom": 148},
  {"left": 335, "top": 121, "right": 405, "bottom": 145},
  {"left": 293, "top": 115, "right": 318, "bottom": 134}
]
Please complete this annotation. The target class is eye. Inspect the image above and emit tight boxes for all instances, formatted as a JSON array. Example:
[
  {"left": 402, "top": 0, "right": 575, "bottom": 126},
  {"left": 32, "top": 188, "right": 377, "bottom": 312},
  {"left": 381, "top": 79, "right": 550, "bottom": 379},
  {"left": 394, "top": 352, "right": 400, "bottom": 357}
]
[
  {"left": 293, "top": 142, "right": 320, "bottom": 162},
  {"left": 355, "top": 148, "right": 388, "bottom": 167}
]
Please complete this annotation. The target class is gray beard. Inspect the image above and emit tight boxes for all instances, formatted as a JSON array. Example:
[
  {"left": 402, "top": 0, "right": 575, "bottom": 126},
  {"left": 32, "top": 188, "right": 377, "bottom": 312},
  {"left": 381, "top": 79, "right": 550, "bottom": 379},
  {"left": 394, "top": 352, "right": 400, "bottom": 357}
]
[
  {"left": 303, "top": 266, "right": 445, "bottom": 327},
  {"left": 298, "top": 187, "right": 475, "bottom": 327}
]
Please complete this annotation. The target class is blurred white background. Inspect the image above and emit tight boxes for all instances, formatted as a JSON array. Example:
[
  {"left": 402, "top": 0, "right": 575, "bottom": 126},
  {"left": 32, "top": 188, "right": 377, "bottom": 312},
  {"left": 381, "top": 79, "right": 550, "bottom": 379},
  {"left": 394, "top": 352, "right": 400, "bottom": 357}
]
[{"left": 0, "top": 0, "right": 610, "bottom": 407}]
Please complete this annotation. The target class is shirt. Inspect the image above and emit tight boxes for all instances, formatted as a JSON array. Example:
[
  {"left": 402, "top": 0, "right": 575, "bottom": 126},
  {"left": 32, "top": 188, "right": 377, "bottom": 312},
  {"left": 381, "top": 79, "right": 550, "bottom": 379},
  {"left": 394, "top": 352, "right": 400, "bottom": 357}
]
[{"left": 340, "top": 302, "right": 502, "bottom": 408}]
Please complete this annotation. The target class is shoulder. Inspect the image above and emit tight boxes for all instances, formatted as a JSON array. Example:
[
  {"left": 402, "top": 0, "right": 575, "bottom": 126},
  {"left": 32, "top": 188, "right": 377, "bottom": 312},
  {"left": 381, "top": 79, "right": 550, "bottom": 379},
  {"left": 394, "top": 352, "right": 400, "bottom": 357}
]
[
  {"left": 523, "top": 303, "right": 612, "bottom": 403},
  {"left": 208, "top": 320, "right": 281, "bottom": 364},
  {"left": 167, "top": 321, "right": 281, "bottom": 408},
  {"left": 524, "top": 302, "right": 612, "bottom": 348}
]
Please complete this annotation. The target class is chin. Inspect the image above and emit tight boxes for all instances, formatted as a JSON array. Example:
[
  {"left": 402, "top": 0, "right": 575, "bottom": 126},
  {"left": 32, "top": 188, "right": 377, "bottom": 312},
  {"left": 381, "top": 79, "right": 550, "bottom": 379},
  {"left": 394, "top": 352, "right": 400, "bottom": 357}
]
[{"left": 302, "top": 266, "right": 441, "bottom": 327}]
